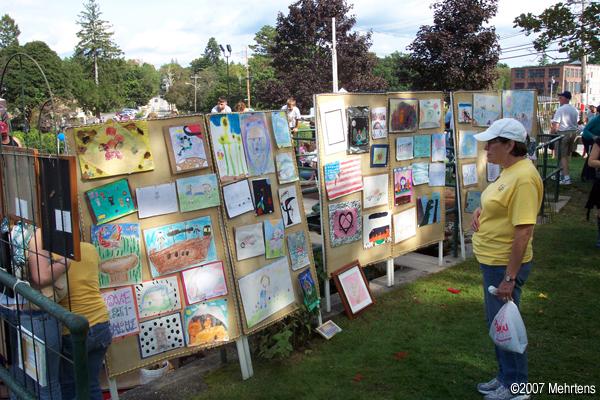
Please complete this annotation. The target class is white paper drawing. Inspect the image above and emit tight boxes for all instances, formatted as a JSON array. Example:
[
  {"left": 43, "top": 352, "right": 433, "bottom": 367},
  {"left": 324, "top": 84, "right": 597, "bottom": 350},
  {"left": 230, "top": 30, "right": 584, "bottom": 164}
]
[
  {"left": 371, "top": 106, "right": 387, "bottom": 139},
  {"left": 462, "top": 163, "right": 478, "bottom": 186},
  {"left": 412, "top": 162, "right": 430, "bottom": 185},
  {"left": 222, "top": 179, "right": 254, "bottom": 218},
  {"left": 235, "top": 223, "right": 266, "bottom": 261},
  {"left": 279, "top": 185, "right": 301, "bottom": 228},
  {"left": 362, "top": 174, "right": 388, "bottom": 208},
  {"left": 275, "top": 152, "right": 299, "bottom": 184},
  {"left": 393, "top": 207, "right": 417, "bottom": 243},
  {"left": 428, "top": 163, "right": 446, "bottom": 187},
  {"left": 363, "top": 211, "right": 391, "bottom": 249},
  {"left": 138, "top": 313, "right": 185, "bottom": 358},
  {"left": 136, "top": 182, "right": 179, "bottom": 219},
  {"left": 134, "top": 275, "right": 182, "bottom": 319},
  {"left": 487, "top": 162, "right": 501, "bottom": 182},
  {"left": 396, "top": 136, "right": 414, "bottom": 161}
]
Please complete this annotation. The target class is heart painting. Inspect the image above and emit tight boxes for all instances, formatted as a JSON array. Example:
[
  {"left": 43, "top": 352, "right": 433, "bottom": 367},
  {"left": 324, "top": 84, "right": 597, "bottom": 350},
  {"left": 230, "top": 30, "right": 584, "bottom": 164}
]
[{"left": 329, "top": 200, "right": 362, "bottom": 247}]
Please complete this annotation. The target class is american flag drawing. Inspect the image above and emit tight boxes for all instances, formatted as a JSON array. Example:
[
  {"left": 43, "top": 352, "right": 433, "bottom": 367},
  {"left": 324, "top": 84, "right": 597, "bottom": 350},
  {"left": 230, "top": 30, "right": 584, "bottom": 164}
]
[{"left": 324, "top": 158, "right": 363, "bottom": 200}]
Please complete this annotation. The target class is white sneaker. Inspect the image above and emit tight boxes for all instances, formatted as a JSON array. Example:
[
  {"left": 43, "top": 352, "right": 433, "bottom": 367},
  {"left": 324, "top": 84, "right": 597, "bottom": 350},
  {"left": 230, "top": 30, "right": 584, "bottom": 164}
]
[
  {"left": 559, "top": 176, "right": 572, "bottom": 185},
  {"left": 477, "top": 377, "right": 502, "bottom": 395},
  {"left": 483, "top": 385, "right": 530, "bottom": 400}
]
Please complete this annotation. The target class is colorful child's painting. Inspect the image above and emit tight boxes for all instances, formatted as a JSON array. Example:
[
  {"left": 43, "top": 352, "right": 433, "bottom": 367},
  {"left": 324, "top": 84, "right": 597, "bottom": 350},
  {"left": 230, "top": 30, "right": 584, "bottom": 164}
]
[
  {"left": 240, "top": 112, "right": 275, "bottom": 176},
  {"left": 184, "top": 299, "right": 229, "bottom": 347},
  {"left": 74, "top": 121, "right": 153, "bottom": 180},
  {"left": 363, "top": 211, "right": 391, "bottom": 249},
  {"left": 165, "top": 124, "right": 208, "bottom": 174},
  {"left": 417, "top": 192, "right": 442, "bottom": 227},
  {"left": 287, "top": 230, "right": 311, "bottom": 270},
  {"left": 428, "top": 163, "right": 446, "bottom": 187},
  {"left": 370, "top": 144, "right": 389, "bottom": 167},
  {"left": 251, "top": 178, "right": 275, "bottom": 216},
  {"left": 101, "top": 286, "right": 140, "bottom": 339},
  {"left": 431, "top": 133, "right": 446, "bottom": 162},
  {"left": 181, "top": 261, "right": 228, "bottom": 304},
  {"left": 395, "top": 136, "right": 414, "bottom": 161},
  {"left": 419, "top": 99, "right": 442, "bottom": 129},
  {"left": 85, "top": 179, "right": 136, "bottom": 225},
  {"left": 143, "top": 216, "right": 217, "bottom": 277},
  {"left": 138, "top": 313, "right": 185, "bottom": 359},
  {"left": 222, "top": 179, "right": 254, "bottom": 218},
  {"left": 389, "top": 98, "right": 418, "bottom": 132},
  {"left": 209, "top": 113, "right": 248, "bottom": 182},
  {"left": 487, "top": 162, "right": 501, "bottom": 182},
  {"left": 92, "top": 223, "right": 142, "bottom": 288},
  {"left": 458, "top": 103, "right": 473, "bottom": 124},
  {"left": 136, "top": 182, "right": 179, "bottom": 219},
  {"left": 176, "top": 174, "right": 220, "bottom": 212},
  {"left": 362, "top": 174, "right": 388, "bottom": 209},
  {"left": 275, "top": 152, "right": 299, "bottom": 184},
  {"left": 465, "top": 191, "right": 482, "bottom": 213},
  {"left": 473, "top": 93, "right": 501, "bottom": 127},
  {"left": 235, "top": 223, "right": 266, "bottom": 261},
  {"left": 459, "top": 131, "right": 478, "bottom": 158},
  {"left": 298, "top": 269, "right": 320, "bottom": 312},
  {"left": 347, "top": 106, "right": 370, "bottom": 154},
  {"left": 371, "top": 107, "right": 387, "bottom": 139},
  {"left": 264, "top": 219, "right": 286, "bottom": 259},
  {"left": 324, "top": 158, "right": 363, "bottom": 200},
  {"left": 393, "top": 207, "right": 417, "bottom": 243},
  {"left": 412, "top": 162, "right": 430, "bottom": 186},
  {"left": 135, "top": 275, "right": 182, "bottom": 320},
  {"left": 271, "top": 111, "right": 292, "bottom": 148},
  {"left": 413, "top": 135, "right": 431, "bottom": 158},
  {"left": 279, "top": 185, "right": 301, "bottom": 228},
  {"left": 238, "top": 257, "right": 295, "bottom": 328},
  {"left": 462, "top": 163, "right": 478, "bottom": 186},
  {"left": 393, "top": 167, "right": 412, "bottom": 205},
  {"left": 502, "top": 90, "right": 535, "bottom": 134},
  {"left": 329, "top": 200, "right": 362, "bottom": 247}
]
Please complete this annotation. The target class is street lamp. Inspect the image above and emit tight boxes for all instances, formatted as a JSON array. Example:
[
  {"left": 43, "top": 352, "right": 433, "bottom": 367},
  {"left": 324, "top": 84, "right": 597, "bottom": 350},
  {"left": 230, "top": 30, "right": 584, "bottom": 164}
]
[
  {"left": 550, "top": 76, "right": 555, "bottom": 99},
  {"left": 185, "top": 74, "right": 200, "bottom": 113},
  {"left": 220, "top": 44, "right": 232, "bottom": 99}
]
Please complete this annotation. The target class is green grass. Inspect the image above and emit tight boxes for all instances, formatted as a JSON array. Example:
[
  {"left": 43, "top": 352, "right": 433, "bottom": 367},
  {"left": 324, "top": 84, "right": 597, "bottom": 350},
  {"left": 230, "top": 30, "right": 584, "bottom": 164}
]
[{"left": 192, "top": 157, "right": 599, "bottom": 400}]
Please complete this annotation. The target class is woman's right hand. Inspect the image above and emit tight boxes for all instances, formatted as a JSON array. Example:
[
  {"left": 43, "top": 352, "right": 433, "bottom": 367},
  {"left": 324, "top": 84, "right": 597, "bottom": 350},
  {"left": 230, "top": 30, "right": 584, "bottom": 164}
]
[{"left": 471, "top": 207, "right": 482, "bottom": 232}]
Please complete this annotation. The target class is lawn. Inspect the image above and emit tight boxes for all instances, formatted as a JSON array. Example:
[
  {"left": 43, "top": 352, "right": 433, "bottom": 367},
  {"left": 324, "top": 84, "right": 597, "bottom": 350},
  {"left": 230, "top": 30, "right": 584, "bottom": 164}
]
[{"left": 194, "top": 157, "right": 599, "bottom": 400}]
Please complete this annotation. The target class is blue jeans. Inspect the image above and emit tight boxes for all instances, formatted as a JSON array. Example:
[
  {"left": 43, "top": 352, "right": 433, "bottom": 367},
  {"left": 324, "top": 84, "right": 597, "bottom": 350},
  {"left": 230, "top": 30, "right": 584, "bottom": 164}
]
[
  {"left": 61, "top": 321, "right": 112, "bottom": 400},
  {"left": 481, "top": 262, "right": 532, "bottom": 386}
]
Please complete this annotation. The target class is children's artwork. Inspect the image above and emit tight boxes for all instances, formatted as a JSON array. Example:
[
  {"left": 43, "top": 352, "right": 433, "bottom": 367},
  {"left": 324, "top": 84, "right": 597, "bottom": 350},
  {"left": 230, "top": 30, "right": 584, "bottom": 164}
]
[
  {"left": 465, "top": 191, "right": 482, "bottom": 213},
  {"left": 418, "top": 99, "right": 442, "bottom": 129},
  {"left": 298, "top": 269, "right": 320, "bottom": 312},
  {"left": 363, "top": 211, "right": 391, "bottom": 249},
  {"left": 264, "top": 219, "right": 286, "bottom": 259},
  {"left": 238, "top": 257, "right": 295, "bottom": 328},
  {"left": 428, "top": 162, "right": 446, "bottom": 187},
  {"left": 388, "top": 98, "right": 418, "bottom": 132},
  {"left": 459, "top": 131, "right": 478, "bottom": 158},
  {"left": 370, "top": 144, "right": 389, "bottom": 167},
  {"left": 136, "top": 182, "right": 178, "bottom": 219},
  {"left": 208, "top": 113, "right": 248, "bottom": 182},
  {"left": 315, "top": 320, "right": 342, "bottom": 339},
  {"left": 487, "top": 162, "right": 501, "bottom": 182},
  {"left": 395, "top": 136, "right": 414, "bottom": 161},
  {"left": 92, "top": 223, "right": 142, "bottom": 288},
  {"left": 413, "top": 135, "right": 431, "bottom": 158},
  {"left": 85, "top": 179, "right": 136, "bottom": 224},
  {"left": 143, "top": 216, "right": 217, "bottom": 277},
  {"left": 176, "top": 174, "right": 220, "bottom": 212},
  {"left": 74, "top": 121, "right": 153, "bottom": 179},
  {"left": 271, "top": 111, "right": 292, "bottom": 148},
  {"left": 462, "top": 163, "right": 478, "bottom": 186},
  {"left": 287, "top": 230, "right": 311, "bottom": 270},
  {"left": 431, "top": 133, "right": 446, "bottom": 162},
  {"left": 240, "top": 112, "right": 276, "bottom": 176},
  {"left": 458, "top": 103, "right": 473, "bottom": 124},
  {"left": 275, "top": 152, "right": 299, "bottom": 184},
  {"left": 412, "top": 162, "right": 430, "bottom": 186},
  {"left": 328, "top": 200, "right": 362, "bottom": 247},
  {"left": 371, "top": 106, "right": 387, "bottom": 139},
  {"left": 393, "top": 207, "right": 417, "bottom": 243},
  {"left": 135, "top": 275, "right": 182, "bottom": 319},
  {"left": 502, "top": 90, "right": 535, "bottom": 134},
  {"left": 17, "top": 326, "right": 47, "bottom": 387},
  {"left": 332, "top": 261, "right": 374, "bottom": 318},
  {"left": 184, "top": 299, "right": 229, "bottom": 347},
  {"left": 473, "top": 93, "right": 501, "bottom": 127},
  {"left": 324, "top": 158, "right": 363, "bottom": 200},
  {"left": 222, "top": 179, "right": 254, "bottom": 218},
  {"left": 320, "top": 102, "right": 347, "bottom": 155},
  {"left": 235, "top": 223, "right": 266, "bottom": 261},
  {"left": 251, "top": 178, "right": 275, "bottom": 216},
  {"left": 181, "top": 261, "right": 228, "bottom": 304},
  {"left": 417, "top": 192, "right": 442, "bottom": 227},
  {"left": 138, "top": 313, "right": 185, "bottom": 359},
  {"left": 393, "top": 167, "right": 413, "bottom": 205},
  {"left": 362, "top": 174, "right": 388, "bottom": 208},
  {"left": 164, "top": 124, "right": 208, "bottom": 174},
  {"left": 102, "top": 286, "right": 140, "bottom": 339},
  {"left": 279, "top": 185, "right": 301, "bottom": 228},
  {"left": 347, "top": 106, "right": 370, "bottom": 154}
]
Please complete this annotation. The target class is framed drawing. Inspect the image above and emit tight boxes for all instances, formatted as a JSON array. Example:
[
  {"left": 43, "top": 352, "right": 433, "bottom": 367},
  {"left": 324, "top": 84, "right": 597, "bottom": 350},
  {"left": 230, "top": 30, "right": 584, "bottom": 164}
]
[
  {"left": 362, "top": 174, "right": 388, "bottom": 209},
  {"left": 346, "top": 106, "right": 370, "bottom": 154},
  {"left": 183, "top": 299, "right": 229, "bottom": 347},
  {"left": 16, "top": 326, "right": 47, "bottom": 387},
  {"left": 240, "top": 112, "right": 276, "bottom": 176},
  {"left": 85, "top": 178, "right": 136, "bottom": 225},
  {"left": 264, "top": 219, "right": 286, "bottom": 259},
  {"left": 163, "top": 123, "right": 209, "bottom": 174},
  {"left": 370, "top": 144, "right": 388, "bottom": 168},
  {"left": 208, "top": 113, "right": 248, "bottom": 182},
  {"left": 234, "top": 222, "right": 266, "bottom": 261},
  {"left": 315, "top": 320, "right": 342, "bottom": 340},
  {"left": 279, "top": 185, "right": 301, "bottom": 228},
  {"left": 417, "top": 192, "right": 442, "bottom": 227},
  {"left": 298, "top": 269, "right": 320, "bottom": 312},
  {"left": 181, "top": 261, "right": 228, "bottom": 304},
  {"left": 332, "top": 260, "right": 374, "bottom": 319},
  {"left": 473, "top": 93, "right": 501, "bottom": 127},
  {"left": 324, "top": 158, "right": 363, "bottom": 200},
  {"left": 222, "top": 179, "right": 254, "bottom": 218},
  {"left": 329, "top": 200, "right": 362, "bottom": 247},
  {"left": 2, "top": 147, "right": 40, "bottom": 223},
  {"left": 319, "top": 101, "right": 347, "bottom": 155},
  {"left": 418, "top": 98, "right": 442, "bottom": 129},
  {"left": 287, "top": 230, "right": 311, "bottom": 271},
  {"left": 370, "top": 106, "right": 387, "bottom": 139},
  {"left": 134, "top": 275, "right": 182, "bottom": 320},
  {"left": 388, "top": 98, "right": 418, "bottom": 133},
  {"left": 393, "top": 207, "right": 417, "bottom": 243},
  {"left": 395, "top": 136, "right": 413, "bottom": 161},
  {"left": 393, "top": 167, "right": 412, "bottom": 205},
  {"left": 101, "top": 286, "right": 140, "bottom": 339},
  {"left": 363, "top": 211, "right": 391, "bottom": 249},
  {"left": 271, "top": 111, "right": 292, "bottom": 148},
  {"left": 138, "top": 313, "right": 185, "bottom": 359},
  {"left": 92, "top": 223, "right": 142, "bottom": 288},
  {"left": 275, "top": 152, "right": 299, "bottom": 184},
  {"left": 251, "top": 178, "right": 275, "bottom": 216},
  {"left": 175, "top": 174, "right": 220, "bottom": 212},
  {"left": 136, "top": 182, "right": 179, "bottom": 219}
]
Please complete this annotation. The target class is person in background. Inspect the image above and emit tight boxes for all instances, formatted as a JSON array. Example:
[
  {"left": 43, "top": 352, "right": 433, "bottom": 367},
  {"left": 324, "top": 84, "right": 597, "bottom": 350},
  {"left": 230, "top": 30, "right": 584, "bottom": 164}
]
[
  {"left": 282, "top": 97, "right": 301, "bottom": 135},
  {"left": 211, "top": 97, "right": 232, "bottom": 113},
  {"left": 0, "top": 121, "right": 21, "bottom": 147},
  {"left": 471, "top": 119, "right": 543, "bottom": 400},
  {"left": 586, "top": 105, "right": 597, "bottom": 121},
  {"left": 550, "top": 90, "right": 579, "bottom": 185},
  {"left": 234, "top": 101, "right": 253, "bottom": 112},
  {"left": 585, "top": 129, "right": 600, "bottom": 248}
]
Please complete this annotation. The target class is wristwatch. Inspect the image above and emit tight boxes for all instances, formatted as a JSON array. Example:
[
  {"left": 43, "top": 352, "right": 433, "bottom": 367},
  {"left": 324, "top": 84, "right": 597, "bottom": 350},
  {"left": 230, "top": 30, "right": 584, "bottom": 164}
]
[{"left": 504, "top": 275, "right": 515, "bottom": 283}]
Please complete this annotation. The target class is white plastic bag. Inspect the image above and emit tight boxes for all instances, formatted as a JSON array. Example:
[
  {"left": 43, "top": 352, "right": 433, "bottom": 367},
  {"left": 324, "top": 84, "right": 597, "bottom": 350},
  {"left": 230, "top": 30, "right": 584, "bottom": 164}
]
[{"left": 488, "top": 286, "right": 528, "bottom": 353}]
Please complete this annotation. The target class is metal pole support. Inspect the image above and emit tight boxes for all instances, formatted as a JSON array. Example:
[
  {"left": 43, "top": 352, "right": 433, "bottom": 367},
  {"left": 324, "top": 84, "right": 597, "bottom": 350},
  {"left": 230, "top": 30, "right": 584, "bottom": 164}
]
[
  {"left": 235, "top": 336, "right": 254, "bottom": 380},
  {"left": 438, "top": 240, "right": 444, "bottom": 267},
  {"left": 386, "top": 258, "right": 394, "bottom": 287},
  {"left": 324, "top": 279, "right": 331, "bottom": 313},
  {"left": 108, "top": 376, "right": 119, "bottom": 400}
]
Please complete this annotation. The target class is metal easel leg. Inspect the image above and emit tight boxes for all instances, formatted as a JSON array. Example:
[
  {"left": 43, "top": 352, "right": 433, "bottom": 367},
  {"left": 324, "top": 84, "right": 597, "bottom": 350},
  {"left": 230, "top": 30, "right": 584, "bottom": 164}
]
[
  {"left": 460, "top": 232, "right": 466, "bottom": 260},
  {"left": 386, "top": 258, "right": 394, "bottom": 287},
  {"left": 438, "top": 240, "right": 444, "bottom": 267},
  {"left": 325, "top": 279, "right": 331, "bottom": 313},
  {"left": 235, "top": 337, "right": 251, "bottom": 380},
  {"left": 108, "top": 377, "right": 119, "bottom": 400},
  {"left": 241, "top": 335, "right": 253, "bottom": 378}
]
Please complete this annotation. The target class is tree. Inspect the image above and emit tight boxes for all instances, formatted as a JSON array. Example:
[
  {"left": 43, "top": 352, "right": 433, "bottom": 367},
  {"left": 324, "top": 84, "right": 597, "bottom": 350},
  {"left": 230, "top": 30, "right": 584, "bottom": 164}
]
[
  {"left": 494, "top": 63, "right": 511, "bottom": 90},
  {"left": 408, "top": 0, "right": 500, "bottom": 91},
  {"left": 74, "top": 0, "right": 122, "bottom": 86},
  {"left": 190, "top": 37, "right": 223, "bottom": 73},
  {"left": 250, "top": 25, "right": 277, "bottom": 57},
  {"left": 0, "top": 14, "right": 20, "bottom": 49},
  {"left": 373, "top": 52, "right": 416, "bottom": 91}
]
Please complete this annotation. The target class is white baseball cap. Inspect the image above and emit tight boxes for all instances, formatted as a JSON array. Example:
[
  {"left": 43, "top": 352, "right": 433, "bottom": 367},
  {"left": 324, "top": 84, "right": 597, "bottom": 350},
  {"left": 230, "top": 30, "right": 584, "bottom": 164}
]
[{"left": 473, "top": 118, "right": 527, "bottom": 143}]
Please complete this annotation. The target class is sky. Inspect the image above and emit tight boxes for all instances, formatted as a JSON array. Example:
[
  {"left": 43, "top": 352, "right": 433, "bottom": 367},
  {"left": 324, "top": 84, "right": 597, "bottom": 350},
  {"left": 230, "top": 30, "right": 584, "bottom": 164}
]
[{"left": 3, "top": 0, "right": 559, "bottom": 69}]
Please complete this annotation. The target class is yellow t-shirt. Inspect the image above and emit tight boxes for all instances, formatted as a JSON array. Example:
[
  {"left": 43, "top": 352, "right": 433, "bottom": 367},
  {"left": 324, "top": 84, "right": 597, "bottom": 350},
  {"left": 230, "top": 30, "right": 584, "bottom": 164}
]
[
  {"left": 473, "top": 158, "right": 543, "bottom": 266},
  {"left": 59, "top": 243, "right": 109, "bottom": 333}
]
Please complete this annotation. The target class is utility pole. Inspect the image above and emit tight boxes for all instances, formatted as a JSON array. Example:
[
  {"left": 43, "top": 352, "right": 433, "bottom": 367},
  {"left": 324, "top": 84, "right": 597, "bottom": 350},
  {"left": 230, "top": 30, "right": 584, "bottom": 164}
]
[
  {"left": 220, "top": 44, "right": 232, "bottom": 100},
  {"left": 245, "top": 46, "right": 251, "bottom": 108},
  {"left": 331, "top": 17, "right": 339, "bottom": 93},
  {"left": 580, "top": 0, "right": 587, "bottom": 106},
  {"left": 185, "top": 74, "right": 200, "bottom": 113}
]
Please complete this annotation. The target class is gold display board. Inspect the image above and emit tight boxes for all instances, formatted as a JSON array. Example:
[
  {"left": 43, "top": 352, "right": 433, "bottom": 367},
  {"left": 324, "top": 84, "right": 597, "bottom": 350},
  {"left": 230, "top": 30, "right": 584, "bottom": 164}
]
[
  {"left": 452, "top": 90, "right": 539, "bottom": 234},
  {"left": 315, "top": 92, "right": 446, "bottom": 278}
]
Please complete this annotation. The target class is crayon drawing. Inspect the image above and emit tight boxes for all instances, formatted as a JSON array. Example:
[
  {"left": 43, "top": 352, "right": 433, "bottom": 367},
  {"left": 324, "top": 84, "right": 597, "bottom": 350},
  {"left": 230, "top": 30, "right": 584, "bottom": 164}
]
[
  {"left": 251, "top": 178, "right": 275, "bottom": 216},
  {"left": 240, "top": 112, "right": 275, "bottom": 176},
  {"left": 298, "top": 269, "right": 320, "bottom": 312},
  {"left": 417, "top": 192, "right": 442, "bottom": 227},
  {"left": 324, "top": 158, "right": 363, "bottom": 200},
  {"left": 209, "top": 113, "right": 248, "bottom": 182},
  {"left": 393, "top": 207, "right": 417, "bottom": 243},
  {"left": 502, "top": 90, "right": 535, "bottom": 134},
  {"left": 279, "top": 185, "right": 301, "bottom": 228},
  {"left": 363, "top": 174, "right": 388, "bottom": 208},
  {"left": 458, "top": 103, "right": 473, "bottom": 124},
  {"left": 85, "top": 179, "right": 136, "bottom": 225},
  {"left": 184, "top": 299, "right": 229, "bottom": 346},
  {"left": 101, "top": 286, "right": 140, "bottom": 339},
  {"left": 264, "top": 219, "right": 286, "bottom": 259},
  {"left": 234, "top": 223, "right": 266, "bottom": 261},
  {"left": 165, "top": 124, "right": 208, "bottom": 174},
  {"left": 135, "top": 275, "right": 182, "bottom": 319},
  {"left": 136, "top": 182, "right": 179, "bottom": 219},
  {"left": 393, "top": 167, "right": 412, "bottom": 205},
  {"left": 287, "top": 230, "right": 311, "bottom": 270},
  {"left": 363, "top": 211, "right": 391, "bottom": 249},
  {"left": 138, "top": 313, "right": 185, "bottom": 359},
  {"left": 487, "top": 162, "right": 501, "bottom": 182},
  {"left": 473, "top": 93, "right": 501, "bottom": 127},
  {"left": 176, "top": 174, "right": 220, "bottom": 212},
  {"left": 462, "top": 163, "right": 478, "bottom": 186},
  {"left": 395, "top": 136, "right": 414, "bottom": 161},
  {"left": 388, "top": 98, "right": 418, "bottom": 132},
  {"left": 92, "top": 223, "right": 142, "bottom": 288},
  {"left": 275, "top": 152, "right": 299, "bottom": 184},
  {"left": 328, "top": 200, "right": 362, "bottom": 247},
  {"left": 371, "top": 107, "right": 387, "bottom": 139},
  {"left": 271, "top": 111, "right": 292, "bottom": 148},
  {"left": 419, "top": 99, "right": 442, "bottom": 129},
  {"left": 181, "top": 261, "right": 228, "bottom": 304},
  {"left": 222, "top": 179, "right": 254, "bottom": 218}
]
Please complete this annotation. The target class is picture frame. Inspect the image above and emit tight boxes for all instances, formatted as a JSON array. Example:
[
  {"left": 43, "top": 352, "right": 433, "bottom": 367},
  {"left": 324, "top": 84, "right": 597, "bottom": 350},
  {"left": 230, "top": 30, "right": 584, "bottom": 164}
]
[
  {"left": 332, "top": 260, "right": 374, "bottom": 319},
  {"left": 315, "top": 320, "right": 342, "bottom": 340},
  {"left": 370, "top": 144, "right": 389, "bottom": 168},
  {"left": 85, "top": 178, "right": 136, "bottom": 225},
  {"left": 1, "top": 147, "right": 41, "bottom": 224},
  {"left": 163, "top": 123, "right": 209, "bottom": 174}
]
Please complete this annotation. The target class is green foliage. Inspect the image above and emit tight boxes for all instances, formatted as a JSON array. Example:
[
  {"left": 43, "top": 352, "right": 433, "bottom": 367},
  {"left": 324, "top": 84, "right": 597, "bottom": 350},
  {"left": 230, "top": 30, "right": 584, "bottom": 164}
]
[
  {"left": 250, "top": 25, "right": 277, "bottom": 57},
  {"left": 0, "top": 14, "right": 20, "bottom": 49},
  {"left": 11, "top": 128, "right": 57, "bottom": 154},
  {"left": 494, "top": 62, "right": 511, "bottom": 90},
  {"left": 373, "top": 51, "right": 415, "bottom": 91},
  {"left": 190, "top": 38, "right": 223, "bottom": 73}
]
